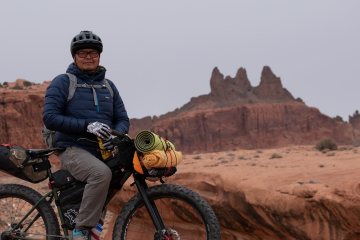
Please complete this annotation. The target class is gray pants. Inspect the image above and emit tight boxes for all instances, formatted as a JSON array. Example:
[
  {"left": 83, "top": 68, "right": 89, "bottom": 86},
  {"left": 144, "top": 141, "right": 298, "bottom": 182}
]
[{"left": 59, "top": 146, "right": 112, "bottom": 228}]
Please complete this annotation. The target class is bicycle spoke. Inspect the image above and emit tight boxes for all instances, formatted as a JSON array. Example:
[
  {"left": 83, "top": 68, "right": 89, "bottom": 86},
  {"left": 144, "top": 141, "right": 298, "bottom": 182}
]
[{"left": 0, "top": 197, "right": 47, "bottom": 239}]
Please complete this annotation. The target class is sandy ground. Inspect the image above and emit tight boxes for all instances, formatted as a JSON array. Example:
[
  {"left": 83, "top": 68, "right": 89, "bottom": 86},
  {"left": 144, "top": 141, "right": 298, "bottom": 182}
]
[
  {"left": 175, "top": 145, "right": 360, "bottom": 239},
  {"left": 180, "top": 145, "right": 360, "bottom": 195},
  {"left": 1, "top": 145, "right": 360, "bottom": 239}
]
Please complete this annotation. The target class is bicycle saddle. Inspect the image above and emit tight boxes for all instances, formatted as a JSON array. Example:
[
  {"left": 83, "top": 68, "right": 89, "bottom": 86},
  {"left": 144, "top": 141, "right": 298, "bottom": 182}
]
[{"left": 27, "top": 148, "right": 65, "bottom": 158}]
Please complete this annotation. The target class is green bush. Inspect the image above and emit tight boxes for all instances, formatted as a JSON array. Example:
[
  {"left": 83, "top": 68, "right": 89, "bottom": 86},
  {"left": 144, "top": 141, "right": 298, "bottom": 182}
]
[
  {"left": 23, "top": 80, "right": 33, "bottom": 87},
  {"left": 11, "top": 84, "right": 23, "bottom": 90},
  {"left": 315, "top": 139, "right": 337, "bottom": 151}
]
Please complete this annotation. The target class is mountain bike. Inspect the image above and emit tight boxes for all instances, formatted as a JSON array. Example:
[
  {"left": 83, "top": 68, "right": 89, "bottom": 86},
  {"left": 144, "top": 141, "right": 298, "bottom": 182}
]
[{"left": 0, "top": 132, "right": 221, "bottom": 239}]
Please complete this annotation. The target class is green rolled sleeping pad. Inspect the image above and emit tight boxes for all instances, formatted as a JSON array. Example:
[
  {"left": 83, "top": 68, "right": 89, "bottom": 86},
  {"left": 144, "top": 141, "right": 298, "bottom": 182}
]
[{"left": 134, "top": 130, "right": 175, "bottom": 153}]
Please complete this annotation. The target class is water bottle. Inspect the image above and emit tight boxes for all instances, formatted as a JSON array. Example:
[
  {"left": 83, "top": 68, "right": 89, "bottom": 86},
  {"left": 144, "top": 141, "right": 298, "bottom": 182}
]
[{"left": 91, "top": 223, "right": 103, "bottom": 240}]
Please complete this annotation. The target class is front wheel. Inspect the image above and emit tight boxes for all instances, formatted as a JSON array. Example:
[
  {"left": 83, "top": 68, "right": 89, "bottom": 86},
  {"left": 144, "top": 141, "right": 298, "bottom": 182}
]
[
  {"left": 0, "top": 184, "right": 60, "bottom": 240},
  {"left": 113, "top": 183, "right": 221, "bottom": 240}
]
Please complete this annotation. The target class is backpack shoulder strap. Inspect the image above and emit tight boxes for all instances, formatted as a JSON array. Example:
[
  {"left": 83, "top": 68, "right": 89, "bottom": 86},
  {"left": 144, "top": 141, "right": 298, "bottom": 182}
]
[
  {"left": 103, "top": 79, "right": 114, "bottom": 98},
  {"left": 65, "top": 73, "right": 114, "bottom": 101},
  {"left": 66, "top": 73, "right": 77, "bottom": 102}
]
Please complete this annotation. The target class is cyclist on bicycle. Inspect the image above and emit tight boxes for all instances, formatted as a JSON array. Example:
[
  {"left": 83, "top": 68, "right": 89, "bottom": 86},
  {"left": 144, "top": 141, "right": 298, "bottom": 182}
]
[{"left": 43, "top": 30, "right": 130, "bottom": 239}]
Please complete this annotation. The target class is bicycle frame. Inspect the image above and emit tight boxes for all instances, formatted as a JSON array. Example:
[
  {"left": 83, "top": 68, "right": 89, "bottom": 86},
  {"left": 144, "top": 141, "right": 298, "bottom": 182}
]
[
  {"left": 9, "top": 160, "right": 168, "bottom": 239},
  {"left": 1, "top": 133, "right": 220, "bottom": 239}
]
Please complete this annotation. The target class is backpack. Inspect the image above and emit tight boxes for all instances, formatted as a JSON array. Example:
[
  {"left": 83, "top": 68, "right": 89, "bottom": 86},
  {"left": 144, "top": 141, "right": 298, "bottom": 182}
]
[{"left": 42, "top": 73, "right": 114, "bottom": 148}]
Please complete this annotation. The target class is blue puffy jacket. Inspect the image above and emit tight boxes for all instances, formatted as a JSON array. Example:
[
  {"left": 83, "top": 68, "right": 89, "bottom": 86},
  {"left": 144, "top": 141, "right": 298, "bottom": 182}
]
[{"left": 43, "top": 63, "right": 129, "bottom": 156}]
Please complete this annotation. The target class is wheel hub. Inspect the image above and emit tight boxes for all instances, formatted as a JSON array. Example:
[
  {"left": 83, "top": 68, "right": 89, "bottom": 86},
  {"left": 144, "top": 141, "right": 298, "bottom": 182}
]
[
  {"left": 158, "top": 229, "right": 180, "bottom": 240},
  {"left": 1, "top": 224, "right": 25, "bottom": 240}
]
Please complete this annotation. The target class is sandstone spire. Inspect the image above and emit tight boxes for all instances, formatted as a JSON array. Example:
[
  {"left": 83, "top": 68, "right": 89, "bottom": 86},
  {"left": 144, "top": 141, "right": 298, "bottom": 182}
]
[
  {"left": 209, "top": 67, "right": 224, "bottom": 97},
  {"left": 254, "top": 66, "right": 295, "bottom": 101},
  {"left": 210, "top": 67, "right": 252, "bottom": 99}
]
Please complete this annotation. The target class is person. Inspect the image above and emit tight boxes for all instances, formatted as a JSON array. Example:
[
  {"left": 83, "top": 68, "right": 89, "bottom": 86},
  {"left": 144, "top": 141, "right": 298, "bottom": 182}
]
[{"left": 43, "top": 30, "right": 130, "bottom": 239}]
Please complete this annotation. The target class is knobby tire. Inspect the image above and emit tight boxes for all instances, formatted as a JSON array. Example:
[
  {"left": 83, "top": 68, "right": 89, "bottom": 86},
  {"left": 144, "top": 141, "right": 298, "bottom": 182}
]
[
  {"left": 0, "top": 184, "right": 60, "bottom": 240},
  {"left": 112, "top": 183, "right": 221, "bottom": 240}
]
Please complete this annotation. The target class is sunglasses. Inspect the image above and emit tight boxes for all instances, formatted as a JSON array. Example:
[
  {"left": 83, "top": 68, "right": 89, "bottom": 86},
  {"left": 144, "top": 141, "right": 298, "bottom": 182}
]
[{"left": 76, "top": 50, "right": 99, "bottom": 58}]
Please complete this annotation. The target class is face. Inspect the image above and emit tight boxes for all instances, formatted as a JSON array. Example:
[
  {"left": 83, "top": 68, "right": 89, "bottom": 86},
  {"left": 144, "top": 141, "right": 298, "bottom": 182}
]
[{"left": 74, "top": 48, "right": 100, "bottom": 71}]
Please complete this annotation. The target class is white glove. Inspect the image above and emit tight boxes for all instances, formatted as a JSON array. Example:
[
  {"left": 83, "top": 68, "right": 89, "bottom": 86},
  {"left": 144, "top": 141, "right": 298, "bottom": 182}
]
[{"left": 87, "top": 122, "right": 111, "bottom": 140}]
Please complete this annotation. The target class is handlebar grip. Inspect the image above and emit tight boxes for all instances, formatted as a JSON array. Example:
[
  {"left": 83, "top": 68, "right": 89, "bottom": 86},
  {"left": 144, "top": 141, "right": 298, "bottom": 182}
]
[{"left": 111, "top": 129, "right": 125, "bottom": 137}]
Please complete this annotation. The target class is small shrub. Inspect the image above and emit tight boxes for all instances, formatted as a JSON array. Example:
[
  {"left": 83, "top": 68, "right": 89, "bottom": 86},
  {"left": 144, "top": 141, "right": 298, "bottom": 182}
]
[
  {"left": 334, "top": 116, "right": 344, "bottom": 122},
  {"left": 296, "top": 97, "right": 304, "bottom": 103},
  {"left": 270, "top": 153, "right": 282, "bottom": 159},
  {"left": 11, "top": 84, "right": 23, "bottom": 90},
  {"left": 23, "top": 80, "right": 33, "bottom": 87},
  {"left": 315, "top": 139, "right": 337, "bottom": 151},
  {"left": 193, "top": 155, "right": 201, "bottom": 160}
]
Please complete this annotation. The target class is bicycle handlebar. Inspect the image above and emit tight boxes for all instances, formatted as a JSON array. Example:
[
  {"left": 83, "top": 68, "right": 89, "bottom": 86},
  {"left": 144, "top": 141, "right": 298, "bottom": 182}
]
[{"left": 111, "top": 129, "right": 126, "bottom": 138}]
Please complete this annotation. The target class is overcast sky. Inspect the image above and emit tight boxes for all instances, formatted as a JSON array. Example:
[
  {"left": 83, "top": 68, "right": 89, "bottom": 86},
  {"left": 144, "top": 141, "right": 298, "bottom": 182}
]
[{"left": 1, "top": 1, "right": 359, "bottom": 120}]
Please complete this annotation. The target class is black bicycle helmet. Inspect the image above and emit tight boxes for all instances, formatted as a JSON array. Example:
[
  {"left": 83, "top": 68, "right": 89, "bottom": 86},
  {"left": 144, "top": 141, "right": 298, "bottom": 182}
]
[{"left": 70, "top": 31, "right": 103, "bottom": 56}]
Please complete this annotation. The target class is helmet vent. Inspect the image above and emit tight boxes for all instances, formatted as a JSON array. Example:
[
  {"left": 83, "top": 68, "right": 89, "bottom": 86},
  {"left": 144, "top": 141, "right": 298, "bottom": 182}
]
[{"left": 70, "top": 30, "right": 103, "bottom": 56}]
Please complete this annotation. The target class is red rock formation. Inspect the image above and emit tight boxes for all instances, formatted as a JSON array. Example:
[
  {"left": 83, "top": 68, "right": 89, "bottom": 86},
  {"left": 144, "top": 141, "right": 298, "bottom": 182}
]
[
  {"left": 349, "top": 110, "right": 360, "bottom": 146},
  {"left": 176, "top": 66, "right": 297, "bottom": 114},
  {"left": 210, "top": 67, "right": 252, "bottom": 100},
  {"left": 0, "top": 88, "right": 45, "bottom": 148},
  {"left": 349, "top": 110, "right": 360, "bottom": 130},
  {"left": 142, "top": 103, "right": 353, "bottom": 153},
  {"left": 129, "top": 66, "right": 356, "bottom": 152},
  {"left": 0, "top": 66, "right": 358, "bottom": 152},
  {"left": 253, "top": 66, "right": 295, "bottom": 101}
]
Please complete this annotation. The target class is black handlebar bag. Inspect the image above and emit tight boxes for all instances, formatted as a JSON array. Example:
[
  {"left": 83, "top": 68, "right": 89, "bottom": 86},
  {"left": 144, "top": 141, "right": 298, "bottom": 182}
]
[{"left": 0, "top": 145, "right": 49, "bottom": 183}]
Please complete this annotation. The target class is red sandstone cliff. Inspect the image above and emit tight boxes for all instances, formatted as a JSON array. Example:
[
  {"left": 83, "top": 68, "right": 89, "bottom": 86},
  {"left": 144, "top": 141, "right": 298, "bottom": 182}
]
[
  {"left": 1, "top": 67, "right": 359, "bottom": 153},
  {"left": 0, "top": 86, "right": 48, "bottom": 148},
  {"left": 130, "top": 66, "right": 356, "bottom": 153},
  {"left": 1, "top": 67, "right": 357, "bottom": 152},
  {"left": 149, "top": 103, "right": 353, "bottom": 153}
]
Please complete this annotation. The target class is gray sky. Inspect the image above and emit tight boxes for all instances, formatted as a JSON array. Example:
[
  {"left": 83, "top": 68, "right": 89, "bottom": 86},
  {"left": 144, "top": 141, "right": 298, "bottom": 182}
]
[{"left": 1, "top": 1, "right": 359, "bottom": 120}]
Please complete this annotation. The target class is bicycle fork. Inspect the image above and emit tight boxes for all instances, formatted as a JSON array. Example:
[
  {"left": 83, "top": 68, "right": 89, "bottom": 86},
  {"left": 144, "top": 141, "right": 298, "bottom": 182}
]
[{"left": 133, "top": 177, "right": 166, "bottom": 231}]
